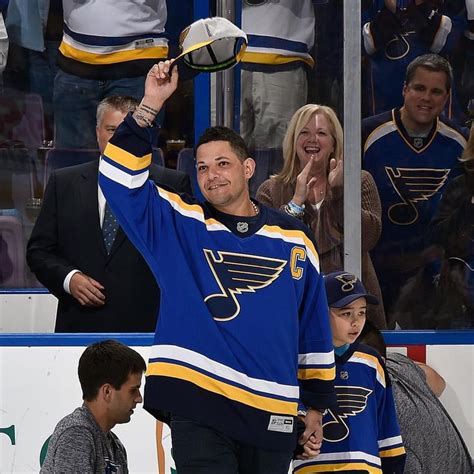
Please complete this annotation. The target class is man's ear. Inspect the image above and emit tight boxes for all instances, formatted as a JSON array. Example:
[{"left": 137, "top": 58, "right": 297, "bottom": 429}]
[
  {"left": 402, "top": 81, "right": 407, "bottom": 99},
  {"left": 243, "top": 157, "right": 256, "bottom": 180},
  {"left": 99, "top": 383, "right": 113, "bottom": 402}
]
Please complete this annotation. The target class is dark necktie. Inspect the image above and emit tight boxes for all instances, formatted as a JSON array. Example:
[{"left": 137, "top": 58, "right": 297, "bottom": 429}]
[{"left": 102, "top": 203, "right": 119, "bottom": 254}]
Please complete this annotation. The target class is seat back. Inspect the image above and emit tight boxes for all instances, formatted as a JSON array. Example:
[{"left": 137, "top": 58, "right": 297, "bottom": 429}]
[
  {"left": 176, "top": 148, "right": 204, "bottom": 200},
  {"left": 249, "top": 148, "right": 284, "bottom": 198},
  {"left": 44, "top": 148, "right": 99, "bottom": 187},
  {"left": 0, "top": 148, "right": 36, "bottom": 212},
  {"left": 0, "top": 215, "right": 26, "bottom": 287},
  {"left": 152, "top": 147, "right": 165, "bottom": 167},
  {"left": 11, "top": 93, "right": 45, "bottom": 149},
  {"left": 0, "top": 90, "right": 45, "bottom": 149}
]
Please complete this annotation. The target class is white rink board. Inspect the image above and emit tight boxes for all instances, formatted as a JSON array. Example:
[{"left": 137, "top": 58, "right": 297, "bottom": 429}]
[{"left": 0, "top": 343, "right": 473, "bottom": 473}]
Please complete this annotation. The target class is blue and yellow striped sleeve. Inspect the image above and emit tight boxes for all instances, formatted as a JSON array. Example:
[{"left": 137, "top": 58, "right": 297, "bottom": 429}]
[{"left": 297, "top": 242, "right": 336, "bottom": 410}]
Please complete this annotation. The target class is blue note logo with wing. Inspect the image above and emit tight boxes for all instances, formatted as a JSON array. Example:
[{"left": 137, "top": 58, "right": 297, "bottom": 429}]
[
  {"left": 385, "top": 167, "right": 450, "bottom": 225},
  {"left": 323, "top": 386, "right": 372, "bottom": 442},
  {"left": 203, "top": 249, "right": 287, "bottom": 321}
]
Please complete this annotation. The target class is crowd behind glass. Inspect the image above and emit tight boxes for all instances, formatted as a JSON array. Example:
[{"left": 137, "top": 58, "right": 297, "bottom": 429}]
[{"left": 0, "top": 0, "right": 472, "bottom": 331}]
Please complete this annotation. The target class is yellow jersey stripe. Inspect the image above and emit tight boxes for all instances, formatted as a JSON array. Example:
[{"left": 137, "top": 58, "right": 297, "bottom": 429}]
[
  {"left": 60, "top": 42, "right": 168, "bottom": 65},
  {"left": 243, "top": 52, "right": 314, "bottom": 67},
  {"left": 298, "top": 366, "right": 336, "bottom": 381},
  {"left": 157, "top": 190, "right": 322, "bottom": 258},
  {"left": 260, "top": 224, "right": 320, "bottom": 269},
  {"left": 379, "top": 446, "right": 406, "bottom": 457},
  {"left": 353, "top": 351, "right": 386, "bottom": 386},
  {"left": 147, "top": 361, "right": 298, "bottom": 415},
  {"left": 104, "top": 142, "right": 152, "bottom": 171},
  {"left": 295, "top": 462, "right": 381, "bottom": 473}
]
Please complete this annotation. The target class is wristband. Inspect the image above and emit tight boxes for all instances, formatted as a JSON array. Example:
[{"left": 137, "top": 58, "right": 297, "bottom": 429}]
[{"left": 285, "top": 200, "right": 305, "bottom": 218}]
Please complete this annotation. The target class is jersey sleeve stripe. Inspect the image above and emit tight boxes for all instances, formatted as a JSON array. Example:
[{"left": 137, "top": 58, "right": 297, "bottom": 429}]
[
  {"left": 298, "top": 351, "right": 335, "bottom": 366},
  {"left": 104, "top": 142, "right": 151, "bottom": 171},
  {"left": 431, "top": 15, "right": 452, "bottom": 53},
  {"left": 298, "top": 367, "right": 336, "bottom": 381},
  {"left": 99, "top": 159, "right": 149, "bottom": 189},
  {"left": 362, "top": 22, "right": 376, "bottom": 55},
  {"left": 379, "top": 446, "right": 406, "bottom": 457},
  {"left": 147, "top": 362, "right": 298, "bottom": 415},
  {"left": 378, "top": 435, "right": 403, "bottom": 448}
]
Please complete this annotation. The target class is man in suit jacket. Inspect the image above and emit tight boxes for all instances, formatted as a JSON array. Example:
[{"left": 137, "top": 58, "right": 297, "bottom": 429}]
[{"left": 27, "top": 96, "right": 192, "bottom": 332}]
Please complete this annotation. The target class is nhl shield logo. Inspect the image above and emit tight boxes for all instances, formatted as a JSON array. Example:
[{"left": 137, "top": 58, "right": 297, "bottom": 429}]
[
  {"left": 413, "top": 137, "right": 423, "bottom": 149},
  {"left": 236, "top": 222, "right": 249, "bottom": 233},
  {"left": 340, "top": 371, "right": 349, "bottom": 380}
]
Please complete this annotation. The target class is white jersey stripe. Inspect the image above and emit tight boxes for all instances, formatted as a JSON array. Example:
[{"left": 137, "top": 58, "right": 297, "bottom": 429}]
[
  {"left": 62, "top": 33, "right": 168, "bottom": 55},
  {"left": 378, "top": 435, "right": 403, "bottom": 448},
  {"left": 100, "top": 159, "right": 148, "bottom": 189},
  {"left": 150, "top": 344, "right": 300, "bottom": 400},
  {"left": 298, "top": 351, "right": 335, "bottom": 366},
  {"left": 350, "top": 354, "right": 386, "bottom": 388},
  {"left": 437, "top": 121, "right": 467, "bottom": 148},
  {"left": 293, "top": 450, "right": 381, "bottom": 468}
]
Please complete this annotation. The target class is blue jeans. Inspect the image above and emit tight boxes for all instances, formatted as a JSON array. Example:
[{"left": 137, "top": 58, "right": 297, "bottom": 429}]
[
  {"left": 53, "top": 70, "right": 146, "bottom": 149},
  {"left": 170, "top": 416, "right": 292, "bottom": 474}
]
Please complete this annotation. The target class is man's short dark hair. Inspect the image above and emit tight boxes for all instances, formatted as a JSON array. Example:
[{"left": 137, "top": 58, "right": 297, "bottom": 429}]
[
  {"left": 405, "top": 54, "right": 452, "bottom": 92},
  {"left": 196, "top": 126, "right": 249, "bottom": 161},
  {"left": 96, "top": 95, "right": 140, "bottom": 126},
  {"left": 78, "top": 340, "right": 146, "bottom": 401},
  {"left": 358, "top": 320, "right": 387, "bottom": 358}
]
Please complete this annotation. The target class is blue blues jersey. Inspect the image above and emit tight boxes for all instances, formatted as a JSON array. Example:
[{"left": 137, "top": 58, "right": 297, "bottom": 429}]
[
  {"left": 293, "top": 343, "right": 406, "bottom": 474},
  {"left": 362, "top": 0, "right": 465, "bottom": 117},
  {"left": 362, "top": 108, "right": 466, "bottom": 263},
  {"left": 99, "top": 114, "right": 336, "bottom": 451}
]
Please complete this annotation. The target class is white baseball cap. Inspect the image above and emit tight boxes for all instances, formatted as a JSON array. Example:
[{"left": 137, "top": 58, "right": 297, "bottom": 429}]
[{"left": 173, "top": 17, "right": 247, "bottom": 72}]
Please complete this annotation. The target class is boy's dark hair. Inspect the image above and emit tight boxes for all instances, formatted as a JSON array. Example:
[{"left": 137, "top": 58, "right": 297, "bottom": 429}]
[
  {"left": 405, "top": 53, "right": 452, "bottom": 92},
  {"left": 196, "top": 126, "right": 249, "bottom": 161},
  {"left": 78, "top": 340, "right": 146, "bottom": 401},
  {"left": 358, "top": 320, "right": 387, "bottom": 358}
]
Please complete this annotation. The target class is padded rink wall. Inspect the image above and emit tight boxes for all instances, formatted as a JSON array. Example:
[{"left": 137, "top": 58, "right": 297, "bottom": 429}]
[{"left": 0, "top": 333, "right": 473, "bottom": 473}]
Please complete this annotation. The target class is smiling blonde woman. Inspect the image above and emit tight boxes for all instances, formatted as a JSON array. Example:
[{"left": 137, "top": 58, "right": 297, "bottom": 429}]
[{"left": 256, "top": 104, "right": 387, "bottom": 329}]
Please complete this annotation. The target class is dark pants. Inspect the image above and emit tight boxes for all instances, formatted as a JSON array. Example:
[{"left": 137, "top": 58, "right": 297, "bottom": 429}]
[{"left": 170, "top": 417, "right": 292, "bottom": 474}]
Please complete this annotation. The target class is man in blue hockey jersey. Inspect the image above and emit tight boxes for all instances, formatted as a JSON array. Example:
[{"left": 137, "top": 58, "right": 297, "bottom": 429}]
[
  {"left": 99, "top": 60, "right": 336, "bottom": 474},
  {"left": 362, "top": 53, "right": 467, "bottom": 326}
]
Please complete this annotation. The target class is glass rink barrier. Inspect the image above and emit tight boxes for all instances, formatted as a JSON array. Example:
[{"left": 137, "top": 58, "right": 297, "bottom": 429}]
[{"left": 0, "top": 332, "right": 472, "bottom": 473}]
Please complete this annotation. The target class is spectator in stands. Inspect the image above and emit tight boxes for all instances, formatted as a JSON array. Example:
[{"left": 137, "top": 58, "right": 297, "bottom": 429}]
[
  {"left": 362, "top": 53, "right": 467, "bottom": 325},
  {"left": 27, "top": 95, "right": 192, "bottom": 332},
  {"left": 40, "top": 340, "right": 146, "bottom": 473},
  {"left": 293, "top": 271, "right": 405, "bottom": 474},
  {"left": 359, "top": 320, "right": 473, "bottom": 473},
  {"left": 453, "top": 7, "right": 473, "bottom": 120},
  {"left": 99, "top": 60, "right": 337, "bottom": 474},
  {"left": 362, "top": 0, "right": 465, "bottom": 121},
  {"left": 54, "top": 0, "right": 169, "bottom": 149},
  {"left": 240, "top": 0, "right": 315, "bottom": 151},
  {"left": 256, "top": 104, "right": 387, "bottom": 329},
  {"left": 426, "top": 120, "right": 474, "bottom": 328},
  {"left": 4, "top": 0, "right": 62, "bottom": 140}
]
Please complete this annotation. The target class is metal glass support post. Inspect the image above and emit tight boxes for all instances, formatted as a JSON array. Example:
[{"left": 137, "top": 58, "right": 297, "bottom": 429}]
[
  {"left": 193, "top": 0, "right": 211, "bottom": 145},
  {"left": 215, "top": 0, "right": 235, "bottom": 127},
  {"left": 343, "top": 0, "right": 362, "bottom": 277}
]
